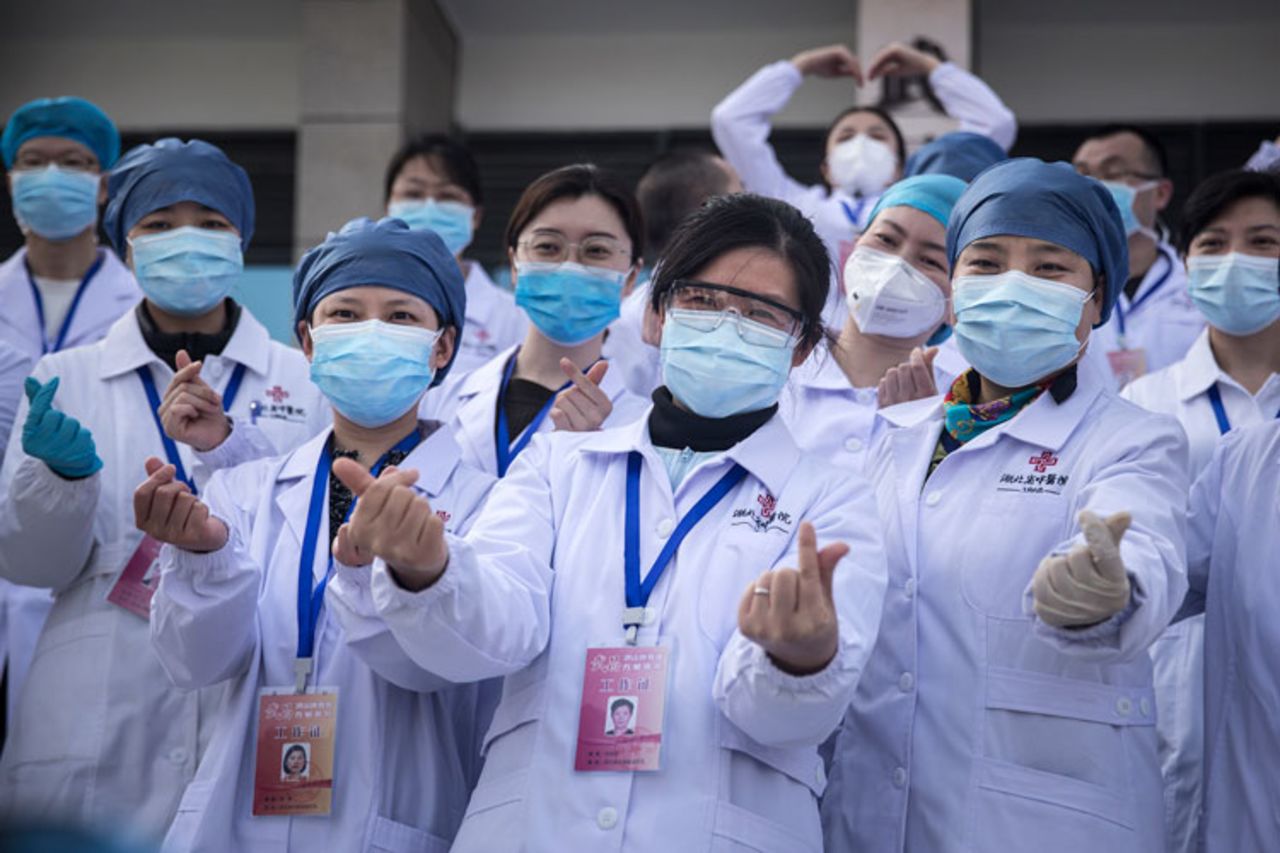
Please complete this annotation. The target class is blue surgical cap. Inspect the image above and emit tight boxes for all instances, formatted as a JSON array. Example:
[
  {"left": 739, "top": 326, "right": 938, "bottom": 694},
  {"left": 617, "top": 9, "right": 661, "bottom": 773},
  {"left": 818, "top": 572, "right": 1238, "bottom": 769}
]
[
  {"left": 293, "top": 217, "right": 467, "bottom": 385},
  {"left": 2, "top": 97, "right": 120, "bottom": 170},
  {"left": 904, "top": 132, "right": 1007, "bottom": 183},
  {"left": 867, "top": 174, "right": 968, "bottom": 230},
  {"left": 103, "top": 138, "right": 255, "bottom": 254},
  {"left": 946, "top": 158, "right": 1129, "bottom": 325}
]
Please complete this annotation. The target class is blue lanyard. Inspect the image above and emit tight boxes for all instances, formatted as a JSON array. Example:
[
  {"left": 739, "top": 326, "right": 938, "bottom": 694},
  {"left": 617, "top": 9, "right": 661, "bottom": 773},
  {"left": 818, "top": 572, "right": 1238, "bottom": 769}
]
[
  {"left": 1114, "top": 245, "right": 1176, "bottom": 339},
  {"left": 840, "top": 197, "right": 868, "bottom": 229},
  {"left": 1206, "top": 383, "right": 1280, "bottom": 435},
  {"left": 294, "top": 429, "right": 421, "bottom": 691},
  {"left": 136, "top": 362, "right": 247, "bottom": 492},
  {"left": 494, "top": 349, "right": 574, "bottom": 478},
  {"left": 25, "top": 251, "right": 106, "bottom": 354},
  {"left": 622, "top": 451, "right": 748, "bottom": 643}
]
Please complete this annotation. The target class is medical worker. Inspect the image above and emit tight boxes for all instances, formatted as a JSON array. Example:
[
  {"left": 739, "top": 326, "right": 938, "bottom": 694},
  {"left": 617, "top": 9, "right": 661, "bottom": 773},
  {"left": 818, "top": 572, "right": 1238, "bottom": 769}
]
[
  {"left": 382, "top": 134, "right": 526, "bottom": 375},
  {"left": 334, "top": 192, "right": 888, "bottom": 852},
  {"left": 423, "top": 163, "right": 649, "bottom": 477},
  {"left": 1179, "top": 419, "right": 1280, "bottom": 852},
  {"left": 902, "top": 130, "right": 1007, "bottom": 182},
  {"left": 0, "top": 342, "right": 31, "bottom": 468},
  {"left": 137, "top": 217, "right": 494, "bottom": 852},
  {"left": 711, "top": 41, "right": 1017, "bottom": 323},
  {"left": 1120, "top": 167, "right": 1280, "bottom": 853},
  {"left": 1074, "top": 125, "right": 1204, "bottom": 385},
  {"left": 0, "top": 138, "right": 325, "bottom": 840},
  {"left": 780, "top": 174, "right": 968, "bottom": 473},
  {"left": 823, "top": 159, "right": 1189, "bottom": 853}
]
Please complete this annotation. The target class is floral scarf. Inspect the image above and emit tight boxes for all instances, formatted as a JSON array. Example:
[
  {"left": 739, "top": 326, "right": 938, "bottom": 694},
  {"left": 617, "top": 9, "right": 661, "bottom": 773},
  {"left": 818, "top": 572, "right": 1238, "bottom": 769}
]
[{"left": 942, "top": 370, "right": 1047, "bottom": 443}]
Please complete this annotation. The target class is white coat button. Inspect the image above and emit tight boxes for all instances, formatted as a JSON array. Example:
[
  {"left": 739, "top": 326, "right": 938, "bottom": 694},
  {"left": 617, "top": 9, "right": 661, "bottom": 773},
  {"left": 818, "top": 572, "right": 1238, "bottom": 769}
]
[
  {"left": 925, "top": 491, "right": 942, "bottom": 507},
  {"left": 899, "top": 672, "right": 914, "bottom": 692},
  {"left": 206, "top": 360, "right": 224, "bottom": 379},
  {"left": 904, "top": 578, "right": 916, "bottom": 599},
  {"left": 1140, "top": 697, "right": 1152, "bottom": 717},
  {"left": 167, "top": 748, "right": 189, "bottom": 764},
  {"left": 843, "top": 436, "right": 863, "bottom": 452},
  {"left": 655, "top": 518, "right": 674, "bottom": 538},
  {"left": 893, "top": 767, "right": 907, "bottom": 788},
  {"left": 1116, "top": 697, "right": 1133, "bottom": 716},
  {"left": 596, "top": 807, "right": 619, "bottom": 830}
]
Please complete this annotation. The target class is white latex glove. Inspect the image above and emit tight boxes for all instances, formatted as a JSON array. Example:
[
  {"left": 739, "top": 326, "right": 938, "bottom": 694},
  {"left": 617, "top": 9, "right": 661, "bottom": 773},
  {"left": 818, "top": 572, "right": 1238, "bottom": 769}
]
[{"left": 1031, "top": 510, "right": 1132, "bottom": 628}]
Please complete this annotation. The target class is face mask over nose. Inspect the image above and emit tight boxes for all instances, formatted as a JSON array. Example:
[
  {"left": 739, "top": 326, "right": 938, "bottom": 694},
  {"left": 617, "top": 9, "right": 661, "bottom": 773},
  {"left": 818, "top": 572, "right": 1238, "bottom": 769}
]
[
  {"left": 1101, "top": 180, "right": 1160, "bottom": 241},
  {"left": 659, "top": 309, "right": 795, "bottom": 418},
  {"left": 827, "top": 134, "right": 898, "bottom": 198},
  {"left": 128, "top": 226, "right": 244, "bottom": 316},
  {"left": 11, "top": 165, "right": 101, "bottom": 241},
  {"left": 514, "top": 261, "right": 627, "bottom": 345},
  {"left": 844, "top": 245, "right": 948, "bottom": 338},
  {"left": 1186, "top": 252, "right": 1280, "bottom": 336},
  {"left": 388, "top": 198, "right": 475, "bottom": 256},
  {"left": 309, "top": 319, "right": 441, "bottom": 428}
]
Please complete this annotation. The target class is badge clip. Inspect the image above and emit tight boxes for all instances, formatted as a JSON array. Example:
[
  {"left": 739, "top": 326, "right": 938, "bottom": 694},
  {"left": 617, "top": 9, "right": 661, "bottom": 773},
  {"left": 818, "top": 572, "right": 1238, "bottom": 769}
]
[
  {"left": 294, "top": 657, "right": 312, "bottom": 694},
  {"left": 622, "top": 606, "right": 646, "bottom": 646}
]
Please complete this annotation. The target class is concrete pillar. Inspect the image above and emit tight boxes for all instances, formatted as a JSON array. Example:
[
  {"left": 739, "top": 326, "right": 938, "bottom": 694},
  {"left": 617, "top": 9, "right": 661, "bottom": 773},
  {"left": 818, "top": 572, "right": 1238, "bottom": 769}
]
[{"left": 293, "top": 0, "right": 457, "bottom": 257}]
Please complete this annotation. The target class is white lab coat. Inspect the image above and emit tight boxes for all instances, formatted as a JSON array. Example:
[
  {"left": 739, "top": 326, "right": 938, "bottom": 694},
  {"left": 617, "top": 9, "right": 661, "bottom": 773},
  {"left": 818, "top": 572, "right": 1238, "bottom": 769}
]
[
  {"left": 1181, "top": 420, "right": 1280, "bottom": 852},
  {"left": 0, "top": 339, "right": 31, "bottom": 476},
  {"left": 823, "top": 356, "right": 1189, "bottom": 853},
  {"left": 711, "top": 60, "right": 1017, "bottom": 328},
  {"left": 420, "top": 343, "right": 650, "bottom": 478},
  {"left": 152, "top": 424, "right": 496, "bottom": 853},
  {"left": 601, "top": 280, "right": 663, "bottom": 400},
  {"left": 451, "top": 262, "right": 528, "bottom": 378},
  {"left": 0, "top": 306, "right": 327, "bottom": 840},
  {"left": 1121, "top": 327, "right": 1280, "bottom": 853},
  {"left": 366, "top": 412, "right": 889, "bottom": 852}
]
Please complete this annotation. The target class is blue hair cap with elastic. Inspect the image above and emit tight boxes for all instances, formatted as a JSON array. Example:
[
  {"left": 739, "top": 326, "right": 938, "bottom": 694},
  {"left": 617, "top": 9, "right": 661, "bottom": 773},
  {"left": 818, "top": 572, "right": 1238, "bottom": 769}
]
[
  {"left": 2, "top": 97, "right": 120, "bottom": 170},
  {"left": 867, "top": 174, "right": 968, "bottom": 230},
  {"left": 946, "top": 158, "right": 1129, "bottom": 325},
  {"left": 103, "top": 138, "right": 255, "bottom": 254},
  {"left": 904, "top": 131, "right": 1007, "bottom": 182}
]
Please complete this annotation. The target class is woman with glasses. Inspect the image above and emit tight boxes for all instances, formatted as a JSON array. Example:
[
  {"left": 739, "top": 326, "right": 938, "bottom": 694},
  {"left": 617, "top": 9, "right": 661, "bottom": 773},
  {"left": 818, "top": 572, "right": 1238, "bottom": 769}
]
[
  {"left": 330, "top": 192, "right": 889, "bottom": 852},
  {"left": 821, "top": 159, "right": 1189, "bottom": 853},
  {"left": 421, "top": 163, "right": 650, "bottom": 477}
]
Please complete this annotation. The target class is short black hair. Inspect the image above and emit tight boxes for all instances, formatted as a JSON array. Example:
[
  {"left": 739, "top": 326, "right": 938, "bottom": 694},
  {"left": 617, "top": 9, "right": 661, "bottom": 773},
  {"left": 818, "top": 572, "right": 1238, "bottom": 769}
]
[
  {"left": 383, "top": 134, "right": 483, "bottom": 206},
  {"left": 610, "top": 698, "right": 635, "bottom": 714},
  {"left": 636, "top": 148, "right": 735, "bottom": 259},
  {"left": 1082, "top": 124, "right": 1169, "bottom": 178},
  {"left": 1178, "top": 168, "right": 1280, "bottom": 255},
  {"left": 824, "top": 106, "right": 907, "bottom": 165},
  {"left": 505, "top": 163, "right": 644, "bottom": 261},
  {"left": 649, "top": 193, "right": 830, "bottom": 350}
]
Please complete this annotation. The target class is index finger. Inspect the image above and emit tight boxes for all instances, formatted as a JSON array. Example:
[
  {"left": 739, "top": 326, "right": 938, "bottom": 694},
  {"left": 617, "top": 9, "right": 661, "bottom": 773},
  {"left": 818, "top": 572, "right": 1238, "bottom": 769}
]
[
  {"left": 559, "top": 358, "right": 610, "bottom": 405},
  {"left": 1079, "top": 510, "right": 1121, "bottom": 568},
  {"left": 176, "top": 349, "right": 192, "bottom": 370},
  {"left": 835, "top": 46, "right": 864, "bottom": 85},
  {"left": 795, "top": 521, "right": 820, "bottom": 582}
]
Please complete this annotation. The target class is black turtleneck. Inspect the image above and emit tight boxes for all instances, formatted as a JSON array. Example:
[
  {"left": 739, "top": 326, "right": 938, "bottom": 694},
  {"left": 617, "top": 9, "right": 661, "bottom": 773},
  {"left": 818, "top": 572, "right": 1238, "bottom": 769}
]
[
  {"left": 647, "top": 386, "right": 776, "bottom": 452},
  {"left": 137, "top": 299, "right": 240, "bottom": 371}
]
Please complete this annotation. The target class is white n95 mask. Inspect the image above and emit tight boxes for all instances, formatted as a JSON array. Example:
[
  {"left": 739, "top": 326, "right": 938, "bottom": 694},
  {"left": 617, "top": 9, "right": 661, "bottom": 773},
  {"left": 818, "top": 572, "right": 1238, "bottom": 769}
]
[
  {"left": 845, "top": 246, "right": 947, "bottom": 338},
  {"left": 827, "top": 134, "right": 897, "bottom": 198}
]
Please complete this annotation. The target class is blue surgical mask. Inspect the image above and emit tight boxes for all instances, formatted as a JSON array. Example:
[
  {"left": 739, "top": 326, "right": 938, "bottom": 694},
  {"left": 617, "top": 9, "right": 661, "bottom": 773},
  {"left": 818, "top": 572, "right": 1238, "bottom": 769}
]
[
  {"left": 514, "top": 261, "right": 626, "bottom": 345},
  {"left": 129, "top": 226, "right": 244, "bottom": 316},
  {"left": 388, "top": 199, "right": 474, "bottom": 256},
  {"left": 11, "top": 165, "right": 100, "bottom": 241},
  {"left": 659, "top": 308, "right": 794, "bottom": 418},
  {"left": 1186, "top": 252, "right": 1280, "bottom": 336},
  {"left": 952, "top": 270, "right": 1092, "bottom": 388},
  {"left": 310, "top": 319, "right": 441, "bottom": 428},
  {"left": 1101, "top": 180, "right": 1158, "bottom": 239}
]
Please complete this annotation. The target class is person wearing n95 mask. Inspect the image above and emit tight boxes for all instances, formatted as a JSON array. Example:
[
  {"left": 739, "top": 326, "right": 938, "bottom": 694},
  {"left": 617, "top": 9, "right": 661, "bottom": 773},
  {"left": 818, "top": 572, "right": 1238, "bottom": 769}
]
[
  {"left": 823, "top": 158, "right": 1189, "bottom": 853},
  {"left": 1120, "top": 167, "right": 1280, "bottom": 853},
  {"left": 0, "top": 138, "right": 326, "bottom": 842},
  {"left": 711, "top": 41, "right": 1017, "bottom": 329},
  {"left": 137, "top": 216, "right": 496, "bottom": 852}
]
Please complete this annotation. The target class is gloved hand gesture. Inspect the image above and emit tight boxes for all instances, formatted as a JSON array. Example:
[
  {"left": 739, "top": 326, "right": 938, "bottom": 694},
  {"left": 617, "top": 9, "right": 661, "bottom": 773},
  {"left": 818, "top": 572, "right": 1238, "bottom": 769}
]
[
  {"left": 1032, "top": 510, "right": 1132, "bottom": 628},
  {"left": 21, "top": 376, "right": 103, "bottom": 479}
]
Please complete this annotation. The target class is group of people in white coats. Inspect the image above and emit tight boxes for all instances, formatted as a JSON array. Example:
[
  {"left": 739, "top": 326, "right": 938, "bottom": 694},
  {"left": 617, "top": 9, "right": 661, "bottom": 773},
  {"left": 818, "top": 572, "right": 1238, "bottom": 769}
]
[{"left": 0, "top": 32, "right": 1277, "bottom": 853}]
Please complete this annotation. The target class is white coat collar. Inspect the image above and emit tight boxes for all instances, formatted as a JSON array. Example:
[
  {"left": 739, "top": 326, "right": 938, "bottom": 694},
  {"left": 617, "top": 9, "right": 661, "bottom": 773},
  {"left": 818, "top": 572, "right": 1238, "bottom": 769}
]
[
  {"left": 456, "top": 342, "right": 632, "bottom": 405},
  {"left": 96, "top": 302, "right": 273, "bottom": 380},
  {"left": 1173, "top": 328, "right": 1223, "bottom": 402},
  {"left": 1122, "top": 241, "right": 1183, "bottom": 309}
]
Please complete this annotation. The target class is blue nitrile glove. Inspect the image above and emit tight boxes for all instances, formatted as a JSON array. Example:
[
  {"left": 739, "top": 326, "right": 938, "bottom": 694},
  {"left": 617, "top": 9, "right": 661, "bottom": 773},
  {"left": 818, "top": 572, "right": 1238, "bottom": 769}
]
[{"left": 21, "top": 376, "right": 103, "bottom": 479}]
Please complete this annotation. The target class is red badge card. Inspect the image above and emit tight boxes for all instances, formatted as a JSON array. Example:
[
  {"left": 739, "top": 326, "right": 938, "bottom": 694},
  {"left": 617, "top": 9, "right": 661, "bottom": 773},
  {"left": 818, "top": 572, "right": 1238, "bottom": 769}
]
[
  {"left": 106, "top": 535, "right": 163, "bottom": 619},
  {"left": 253, "top": 689, "right": 339, "bottom": 816},
  {"left": 1107, "top": 347, "right": 1148, "bottom": 387},
  {"left": 574, "top": 645, "right": 669, "bottom": 773}
]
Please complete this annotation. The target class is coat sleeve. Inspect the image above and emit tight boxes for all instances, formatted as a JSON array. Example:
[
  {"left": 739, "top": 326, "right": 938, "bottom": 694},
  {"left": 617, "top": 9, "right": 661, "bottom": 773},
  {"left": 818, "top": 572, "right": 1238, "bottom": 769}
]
[
  {"left": 713, "top": 464, "right": 889, "bottom": 749},
  {"left": 191, "top": 414, "right": 281, "bottom": 476},
  {"left": 149, "top": 467, "right": 262, "bottom": 689},
  {"left": 928, "top": 62, "right": 1018, "bottom": 151},
  {"left": 369, "top": 436, "right": 556, "bottom": 683},
  {"left": 1176, "top": 433, "right": 1234, "bottom": 621},
  {"left": 0, "top": 343, "right": 31, "bottom": 468}
]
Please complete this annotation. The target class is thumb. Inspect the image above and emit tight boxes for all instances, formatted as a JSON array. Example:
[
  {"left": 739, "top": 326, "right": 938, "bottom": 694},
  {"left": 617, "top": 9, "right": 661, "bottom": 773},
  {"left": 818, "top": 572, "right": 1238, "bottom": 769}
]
[
  {"left": 815, "top": 541, "right": 849, "bottom": 601},
  {"left": 921, "top": 346, "right": 939, "bottom": 368},
  {"left": 176, "top": 349, "right": 192, "bottom": 370},
  {"left": 143, "top": 456, "right": 167, "bottom": 477},
  {"left": 1104, "top": 511, "right": 1132, "bottom": 544},
  {"left": 332, "top": 457, "right": 377, "bottom": 497},
  {"left": 1079, "top": 509, "right": 1125, "bottom": 574},
  {"left": 585, "top": 360, "right": 609, "bottom": 386}
]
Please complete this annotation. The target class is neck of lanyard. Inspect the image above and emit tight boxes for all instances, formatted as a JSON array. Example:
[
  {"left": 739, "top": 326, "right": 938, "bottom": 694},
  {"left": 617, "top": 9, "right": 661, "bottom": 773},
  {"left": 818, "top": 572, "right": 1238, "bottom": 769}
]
[
  {"left": 1206, "top": 383, "right": 1280, "bottom": 436},
  {"left": 294, "top": 428, "right": 422, "bottom": 692},
  {"left": 622, "top": 450, "right": 748, "bottom": 644},
  {"left": 1115, "top": 245, "right": 1176, "bottom": 339},
  {"left": 494, "top": 348, "right": 576, "bottom": 477},
  {"left": 137, "top": 362, "right": 247, "bottom": 492},
  {"left": 25, "top": 250, "right": 106, "bottom": 354},
  {"left": 839, "top": 197, "right": 868, "bottom": 229}
]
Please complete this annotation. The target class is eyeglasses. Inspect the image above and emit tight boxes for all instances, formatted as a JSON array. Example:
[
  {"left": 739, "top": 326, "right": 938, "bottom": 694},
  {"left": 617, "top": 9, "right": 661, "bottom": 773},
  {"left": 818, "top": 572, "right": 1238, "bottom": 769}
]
[
  {"left": 1075, "top": 165, "right": 1161, "bottom": 184},
  {"left": 12, "top": 152, "right": 98, "bottom": 172},
  {"left": 517, "top": 232, "right": 632, "bottom": 267},
  {"left": 665, "top": 280, "right": 805, "bottom": 347}
]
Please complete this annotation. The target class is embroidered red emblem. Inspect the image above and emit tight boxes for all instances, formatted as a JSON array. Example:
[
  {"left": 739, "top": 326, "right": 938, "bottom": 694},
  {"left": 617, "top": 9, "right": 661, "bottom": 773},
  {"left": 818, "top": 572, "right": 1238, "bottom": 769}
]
[
  {"left": 1028, "top": 451, "right": 1059, "bottom": 473},
  {"left": 265, "top": 386, "right": 290, "bottom": 404},
  {"left": 757, "top": 493, "right": 776, "bottom": 519},
  {"left": 435, "top": 510, "right": 452, "bottom": 523}
]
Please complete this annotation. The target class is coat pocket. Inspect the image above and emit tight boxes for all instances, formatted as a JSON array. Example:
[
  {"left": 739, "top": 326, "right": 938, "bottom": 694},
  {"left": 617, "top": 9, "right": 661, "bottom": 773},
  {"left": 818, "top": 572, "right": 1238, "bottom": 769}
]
[
  {"left": 450, "top": 769, "right": 529, "bottom": 852},
  {"left": 711, "top": 723, "right": 824, "bottom": 853},
  {"left": 367, "top": 815, "right": 451, "bottom": 853}
]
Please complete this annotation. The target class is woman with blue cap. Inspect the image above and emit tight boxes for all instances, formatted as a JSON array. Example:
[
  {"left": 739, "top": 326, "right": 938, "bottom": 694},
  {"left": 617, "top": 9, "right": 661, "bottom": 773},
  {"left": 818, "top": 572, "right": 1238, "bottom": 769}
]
[
  {"left": 781, "top": 174, "right": 968, "bottom": 473},
  {"left": 134, "top": 216, "right": 497, "bottom": 851},
  {"left": 902, "top": 130, "right": 1008, "bottom": 182},
  {"left": 821, "top": 158, "right": 1189, "bottom": 852},
  {"left": 0, "top": 138, "right": 326, "bottom": 840}
]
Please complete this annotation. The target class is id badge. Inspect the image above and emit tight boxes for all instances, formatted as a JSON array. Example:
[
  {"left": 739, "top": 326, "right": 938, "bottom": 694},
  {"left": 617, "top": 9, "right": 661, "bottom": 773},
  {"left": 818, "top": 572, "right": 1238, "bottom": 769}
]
[
  {"left": 1107, "top": 347, "right": 1148, "bottom": 386},
  {"left": 106, "top": 535, "right": 163, "bottom": 619},
  {"left": 253, "top": 687, "right": 339, "bottom": 816},
  {"left": 574, "top": 644, "right": 670, "bottom": 772}
]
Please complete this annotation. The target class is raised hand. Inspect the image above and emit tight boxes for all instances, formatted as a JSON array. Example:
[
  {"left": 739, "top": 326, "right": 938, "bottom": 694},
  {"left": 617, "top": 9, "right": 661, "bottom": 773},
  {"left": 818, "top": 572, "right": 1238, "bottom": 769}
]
[
  {"left": 160, "top": 349, "right": 231, "bottom": 452},
  {"left": 550, "top": 359, "right": 613, "bottom": 432},
  {"left": 877, "top": 346, "right": 939, "bottom": 409},
  {"left": 22, "top": 376, "right": 103, "bottom": 479},
  {"left": 738, "top": 522, "right": 848, "bottom": 675},
  {"left": 790, "top": 44, "right": 864, "bottom": 84},
  {"left": 865, "top": 41, "right": 942, "bottom": 80},
  {"left": 331, "top": 458, "right": 449, "bottom": 592},
  {"left": 133, "top": 456, "right": 228, "bottom": 552},
  {"left": 1032, "top": 510, "right": 1133, "bottom": 628}
]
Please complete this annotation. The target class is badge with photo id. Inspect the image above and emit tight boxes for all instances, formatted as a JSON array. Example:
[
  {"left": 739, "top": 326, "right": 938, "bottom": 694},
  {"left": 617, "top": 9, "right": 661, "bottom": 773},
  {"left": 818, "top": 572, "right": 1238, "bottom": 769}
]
[
  {"left": 1107, "top": 347, "right": 1148, "bottom": 386},
  {"left": 574, "top": 644, "right": 670, "bottom": 772},
  {"left": 253, "top": 688, "right": 339, "bottom": 816},
  {"left": 106, "top": 535, "right": 163, "bottom": 619}
]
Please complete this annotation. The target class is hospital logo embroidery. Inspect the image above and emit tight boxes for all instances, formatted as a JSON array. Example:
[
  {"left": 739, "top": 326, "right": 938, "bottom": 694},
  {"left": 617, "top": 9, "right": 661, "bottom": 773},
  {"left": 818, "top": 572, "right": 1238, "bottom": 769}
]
[
  {"left": 251, "top": 386, "right": 308, "bottom": 425},
  {"left": 997, "top": 450, "right": 1070, "bottom": 495},
  {"left": 1028, "top": 451, "right": 1057, "bottom": 473},
  {"left": 731, "top": 492, "right": 793, "bottom": 534},
  {"left": 266, "top": 385, "right": 290, "bottom": 404}
]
